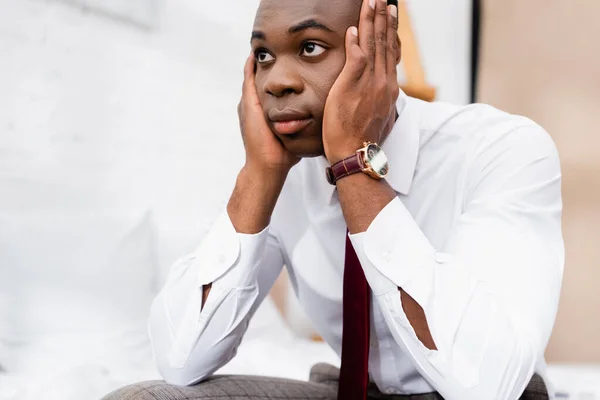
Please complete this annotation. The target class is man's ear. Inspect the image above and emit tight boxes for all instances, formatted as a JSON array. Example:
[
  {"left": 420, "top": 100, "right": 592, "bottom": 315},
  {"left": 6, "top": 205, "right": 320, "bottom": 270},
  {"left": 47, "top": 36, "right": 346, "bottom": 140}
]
[{"left": 396, "top": 35, "right": 402, "bottom": 65}]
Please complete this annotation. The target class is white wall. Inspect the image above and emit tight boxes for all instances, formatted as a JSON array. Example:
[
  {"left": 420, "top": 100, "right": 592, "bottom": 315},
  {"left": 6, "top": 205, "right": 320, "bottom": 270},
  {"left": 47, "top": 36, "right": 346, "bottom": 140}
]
[
  {"left": 0, "top": 0, "right": 252, "bottom": 280},
  {"left": 0, "top": 0, "right": 471, "bottom": 331}
]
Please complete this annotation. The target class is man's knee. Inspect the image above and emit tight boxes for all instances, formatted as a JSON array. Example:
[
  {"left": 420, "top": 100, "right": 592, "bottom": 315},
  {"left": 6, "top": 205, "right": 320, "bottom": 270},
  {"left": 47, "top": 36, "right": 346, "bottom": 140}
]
[
  {"left": 309, "top": 363, "right": 340, "bottom": 386},
  {"left": 102, "top": 381, "right": 172, "bottom": 400}
]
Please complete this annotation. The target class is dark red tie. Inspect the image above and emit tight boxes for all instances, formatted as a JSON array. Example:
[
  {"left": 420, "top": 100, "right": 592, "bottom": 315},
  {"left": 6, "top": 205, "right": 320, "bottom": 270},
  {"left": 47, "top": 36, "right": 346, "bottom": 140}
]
[{"left": 337, "top": 232, "right": 371, "bottom": 400}]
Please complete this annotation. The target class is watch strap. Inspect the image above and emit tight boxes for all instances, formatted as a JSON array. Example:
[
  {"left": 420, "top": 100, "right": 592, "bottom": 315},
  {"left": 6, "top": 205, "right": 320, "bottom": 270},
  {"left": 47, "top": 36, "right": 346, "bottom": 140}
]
[{"left": 326, "top": 153, "right": 365, "bottom": 185}]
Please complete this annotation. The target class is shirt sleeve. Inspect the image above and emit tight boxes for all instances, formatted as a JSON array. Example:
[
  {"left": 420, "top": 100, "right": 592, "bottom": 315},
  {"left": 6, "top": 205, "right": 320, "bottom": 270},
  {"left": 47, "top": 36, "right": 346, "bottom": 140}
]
[
  {"left": 148, "top": 210, "right": 284, "bottom": 386},
  {"left": 349, "top": 125, "right": 564, "bottom": 400}
]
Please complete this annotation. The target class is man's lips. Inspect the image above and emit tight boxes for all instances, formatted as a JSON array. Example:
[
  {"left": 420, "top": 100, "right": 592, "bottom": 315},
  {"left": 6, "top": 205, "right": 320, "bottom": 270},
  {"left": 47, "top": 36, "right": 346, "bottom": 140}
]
[
  {"left": 272, "top": 118, "right": 313, "bottom": 135},
  {"left": 268, "top": 109, "right": 313, "bottom": 135}
]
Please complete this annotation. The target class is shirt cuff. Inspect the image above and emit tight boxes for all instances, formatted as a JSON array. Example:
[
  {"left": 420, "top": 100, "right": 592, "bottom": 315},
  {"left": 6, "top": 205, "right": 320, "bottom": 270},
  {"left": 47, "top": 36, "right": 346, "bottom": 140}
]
[
  {"left": 194, "top": 209, "right": 270, "bottom": 288},
  {"left": 349, "top": 197, "right": 441, "bottom": 307}
]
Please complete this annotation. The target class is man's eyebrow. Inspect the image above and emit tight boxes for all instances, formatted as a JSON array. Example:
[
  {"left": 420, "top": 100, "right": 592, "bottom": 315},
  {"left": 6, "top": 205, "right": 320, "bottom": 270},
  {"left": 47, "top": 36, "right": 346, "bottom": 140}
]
[
  {"left": 289, "top": 19, "right": 333, "bottom": 34},
  {"left": 251, "top": 31, "right": 266, "bottom": 41},
  {"left": 250, "top": 20, "right": 332, "bottom": 42}
]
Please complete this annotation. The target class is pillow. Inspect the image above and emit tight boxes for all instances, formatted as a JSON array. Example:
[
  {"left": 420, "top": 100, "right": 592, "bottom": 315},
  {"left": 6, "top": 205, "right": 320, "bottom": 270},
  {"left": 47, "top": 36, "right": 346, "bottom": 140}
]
[{"left": 0, "top": 210, "right": 157, "bottom": 372}]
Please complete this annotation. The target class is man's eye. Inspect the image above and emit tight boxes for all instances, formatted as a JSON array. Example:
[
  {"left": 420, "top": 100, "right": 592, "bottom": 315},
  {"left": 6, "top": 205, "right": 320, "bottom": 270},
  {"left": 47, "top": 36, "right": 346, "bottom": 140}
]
[
  {"left": 301, "top": 43, "right": 326, "bottom": 57},
  {"left": 256, "top": 50, "right": 274, "bottom": 63}
]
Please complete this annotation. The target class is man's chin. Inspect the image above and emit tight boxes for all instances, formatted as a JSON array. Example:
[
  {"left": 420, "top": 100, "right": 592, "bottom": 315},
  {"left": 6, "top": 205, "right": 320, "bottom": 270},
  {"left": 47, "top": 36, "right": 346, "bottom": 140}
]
[{"left": 283, "top": 141, "right": 325, "bottom": 159}]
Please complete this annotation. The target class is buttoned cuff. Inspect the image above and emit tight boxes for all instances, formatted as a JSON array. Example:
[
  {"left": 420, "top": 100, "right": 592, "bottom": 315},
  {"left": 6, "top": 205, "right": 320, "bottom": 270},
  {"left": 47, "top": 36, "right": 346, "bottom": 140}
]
[
  {"left": 195, "top": 210, "right": 270, "bottom": 288},
  {"left": 349, "top": 197, "right": 436, "bottom": 300},
  {"left": 161, "top": 210, "right": 268, "bottom": 369}
]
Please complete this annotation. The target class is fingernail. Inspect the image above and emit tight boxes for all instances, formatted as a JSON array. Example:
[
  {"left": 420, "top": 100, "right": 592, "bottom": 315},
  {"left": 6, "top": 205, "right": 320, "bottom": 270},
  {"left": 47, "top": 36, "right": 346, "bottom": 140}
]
[
  {"left": 389, "top": 4, "right": 397, "bottom": 18},
  {"left": 350, "top": 26, "right": 358, "bottom": 36},
  {"left": 369, "top": 0, "right": 375, "bottom": 9}
]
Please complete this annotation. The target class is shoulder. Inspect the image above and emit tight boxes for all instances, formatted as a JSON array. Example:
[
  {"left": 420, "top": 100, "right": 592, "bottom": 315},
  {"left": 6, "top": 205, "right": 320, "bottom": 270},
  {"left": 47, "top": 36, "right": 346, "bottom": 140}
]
[
  {"left": 415, "top": 98, "right": 557, "bottom": 156},
  {"left": 412, "top": 98, "right": 560, "bottom": 171},
  {"left": 409, "top": 98, "right": 561, "bottom": 207}
]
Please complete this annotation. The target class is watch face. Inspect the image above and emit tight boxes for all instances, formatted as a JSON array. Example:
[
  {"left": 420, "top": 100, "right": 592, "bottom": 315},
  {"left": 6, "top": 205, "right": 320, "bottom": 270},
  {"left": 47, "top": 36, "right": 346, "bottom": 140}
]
[{"left": 365, "top": 143, "right": 389, "bottom": 177}]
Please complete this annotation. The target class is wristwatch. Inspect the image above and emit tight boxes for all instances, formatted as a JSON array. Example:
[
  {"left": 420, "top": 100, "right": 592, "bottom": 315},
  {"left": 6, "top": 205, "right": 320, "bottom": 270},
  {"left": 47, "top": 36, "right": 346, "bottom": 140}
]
[{"left": 326, "top": 142, "right": 389, "bottom": 185}]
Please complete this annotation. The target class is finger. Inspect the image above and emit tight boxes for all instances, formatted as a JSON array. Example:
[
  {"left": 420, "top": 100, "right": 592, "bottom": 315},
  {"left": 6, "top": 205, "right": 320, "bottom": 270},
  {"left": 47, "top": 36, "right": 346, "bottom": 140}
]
[
  {"left": 374, "top": 0, "right": 388, "bottom": 76},
  {"left": 386, "top": 4, "right": 399, "bottom": 81},
  {"left": 358, "top": 0, "right": 376, "bottom": 68},
  {"left": 242, "top": 53, "right": 260, "bottom": 107},
  {"left": 343, "top": 26, "right": 367, "bottom": 80}
]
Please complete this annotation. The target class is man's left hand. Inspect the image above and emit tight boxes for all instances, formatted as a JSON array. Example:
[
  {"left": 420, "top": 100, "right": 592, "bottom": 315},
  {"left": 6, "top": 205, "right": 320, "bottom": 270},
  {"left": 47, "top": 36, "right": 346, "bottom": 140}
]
[{"left": 323, "top": 0, "right": 401, "bottom": 164}]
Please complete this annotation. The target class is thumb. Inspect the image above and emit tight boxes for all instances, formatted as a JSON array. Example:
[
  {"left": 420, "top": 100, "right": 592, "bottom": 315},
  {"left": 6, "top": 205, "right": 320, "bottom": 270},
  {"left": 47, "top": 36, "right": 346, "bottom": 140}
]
[
  {"left": 344, "top": 26, "right": 367, "bottom": 79},
  {"left": 346, "top": 26, "right": 360, "bottom": 53}
]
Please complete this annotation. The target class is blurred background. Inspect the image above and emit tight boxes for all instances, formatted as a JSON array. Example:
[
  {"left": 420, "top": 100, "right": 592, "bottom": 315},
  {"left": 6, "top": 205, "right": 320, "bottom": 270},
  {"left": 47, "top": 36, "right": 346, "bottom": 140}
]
[{"left": 0, "top": 0, "right": 599, "bottom": 398}]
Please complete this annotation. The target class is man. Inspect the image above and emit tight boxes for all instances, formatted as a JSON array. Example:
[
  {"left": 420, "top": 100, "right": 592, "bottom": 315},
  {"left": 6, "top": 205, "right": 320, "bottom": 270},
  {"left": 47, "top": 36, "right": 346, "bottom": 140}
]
[{"left": 105, "top": 0, "right": 563, "bottom": 398}]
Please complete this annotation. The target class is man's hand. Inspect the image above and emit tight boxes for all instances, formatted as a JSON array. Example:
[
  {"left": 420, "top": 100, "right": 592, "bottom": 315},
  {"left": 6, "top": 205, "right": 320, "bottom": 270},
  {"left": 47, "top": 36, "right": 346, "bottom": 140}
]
[
  {"left": 227, "top": 54, "right": 297, "bottom": 235},
  {"left": 238, "top": 53, "right": 300, "bottom": 175},
  {"left": 328, "top": 1, "right": 436, "bottom": 351},
  {"left": 322, "top": 0, "right": 401, "bottom": 164}
]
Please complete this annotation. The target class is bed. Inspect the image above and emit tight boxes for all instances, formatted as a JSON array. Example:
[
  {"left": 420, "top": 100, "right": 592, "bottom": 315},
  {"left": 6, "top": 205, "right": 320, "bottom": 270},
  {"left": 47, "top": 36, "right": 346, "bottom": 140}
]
[{"left": 1, "top": 296, "right": 599, "bottom": 400}]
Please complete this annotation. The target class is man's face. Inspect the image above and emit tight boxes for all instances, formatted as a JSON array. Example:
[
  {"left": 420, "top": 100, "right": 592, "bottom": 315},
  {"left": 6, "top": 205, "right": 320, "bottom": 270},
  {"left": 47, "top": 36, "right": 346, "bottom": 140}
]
[{"left": 251, "top": 0, "right": 361, "bottom": 158}]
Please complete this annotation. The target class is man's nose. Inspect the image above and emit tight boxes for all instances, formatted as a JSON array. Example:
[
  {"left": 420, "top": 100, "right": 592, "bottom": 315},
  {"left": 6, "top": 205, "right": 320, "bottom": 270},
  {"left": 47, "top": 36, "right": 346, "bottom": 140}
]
[{"left": 263, "top": 58, "right": 304, "bottom": 98}]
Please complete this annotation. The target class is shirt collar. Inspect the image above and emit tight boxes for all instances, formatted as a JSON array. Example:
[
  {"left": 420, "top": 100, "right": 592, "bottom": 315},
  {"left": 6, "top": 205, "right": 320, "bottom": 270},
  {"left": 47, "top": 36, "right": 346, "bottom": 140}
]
[{"left": 315, "top": 92, "right": 421, "bottom": 205}]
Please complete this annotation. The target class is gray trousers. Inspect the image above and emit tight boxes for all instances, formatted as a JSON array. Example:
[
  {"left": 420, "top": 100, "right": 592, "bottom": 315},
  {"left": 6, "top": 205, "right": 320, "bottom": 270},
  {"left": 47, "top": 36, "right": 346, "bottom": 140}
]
[{"left": 102, "top": 363, "right": 549, "bottom": 400}]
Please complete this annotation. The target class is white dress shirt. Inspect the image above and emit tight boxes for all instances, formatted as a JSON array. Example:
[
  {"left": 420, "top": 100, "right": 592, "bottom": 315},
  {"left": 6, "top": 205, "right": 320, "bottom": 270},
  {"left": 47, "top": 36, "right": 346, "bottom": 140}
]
[{"left": 149, "top": 93, "right": 564, "bottom": 400}]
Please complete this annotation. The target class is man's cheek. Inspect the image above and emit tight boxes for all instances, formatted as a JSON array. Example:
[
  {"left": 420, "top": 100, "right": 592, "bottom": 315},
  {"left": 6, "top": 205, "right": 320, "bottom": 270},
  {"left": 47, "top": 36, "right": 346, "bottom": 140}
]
[{"left": 316, "top": 73, "right": 340, "bottom": 102}]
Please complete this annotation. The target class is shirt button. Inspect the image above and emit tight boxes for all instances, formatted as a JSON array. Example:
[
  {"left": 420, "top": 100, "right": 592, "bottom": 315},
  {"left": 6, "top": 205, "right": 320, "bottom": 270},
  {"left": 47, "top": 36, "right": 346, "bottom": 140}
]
[
  {"left": 433, "top": 252, "right": 451, "bottom": 263},
  {"left": 370, "top": 338, "right": 379, "bottom": 349},
  {"left": 218, "top": 254, "right": 227, "bottom": 264}
]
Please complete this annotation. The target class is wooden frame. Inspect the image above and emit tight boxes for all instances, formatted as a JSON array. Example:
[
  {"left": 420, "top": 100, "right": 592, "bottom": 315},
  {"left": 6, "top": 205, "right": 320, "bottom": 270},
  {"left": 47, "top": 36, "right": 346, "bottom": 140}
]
[{"left": 397, "top": 1, "right": 436, "bottom": 102}]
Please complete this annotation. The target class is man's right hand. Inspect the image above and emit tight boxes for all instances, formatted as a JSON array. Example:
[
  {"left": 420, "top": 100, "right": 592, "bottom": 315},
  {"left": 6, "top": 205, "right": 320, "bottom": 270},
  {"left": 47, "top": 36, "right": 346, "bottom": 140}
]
[
  {"left": 238, "top": 53, "right": 300, "bottom": 175},
  {"left": 227, "top": 54, "right": 298, "bottom": 235}
]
